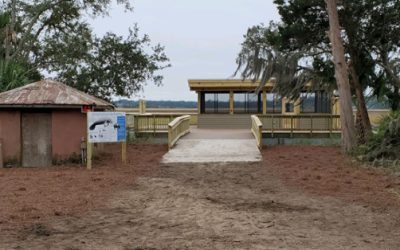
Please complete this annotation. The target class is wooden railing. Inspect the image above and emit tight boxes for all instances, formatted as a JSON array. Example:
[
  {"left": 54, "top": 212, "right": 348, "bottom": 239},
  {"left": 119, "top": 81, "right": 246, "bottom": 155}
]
[
  {"left": 251, "top": 115, "right": 263, "bottom": 149},
  {"left": 127, "top": 114, "right": 197, "bottom": 134},
  {"left": 127, "top": 114, "right": 181, "bottom": 134},
  {"left": 258, "top": 114, "right": 341, "bottom": 136},
  {"left": 168, "top": 115, "right": 191, "bottom": 149}
]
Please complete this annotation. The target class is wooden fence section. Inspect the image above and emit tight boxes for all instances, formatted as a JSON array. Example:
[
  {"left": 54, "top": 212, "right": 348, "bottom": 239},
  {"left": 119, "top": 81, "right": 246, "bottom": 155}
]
[
  {"left": 258, "top": 114, "right": 341, "bottom": 136},
  {"left": 127, "top": 114, "right": 196, "bottom": 134},
  {"left": 168, "top": 115, "right": 191, "bottom": 149},
  {"left": 127, "top": 114, "right": 180, "bottom": 134},
  {"left": 251, "top": 115, "right": 263, "bottom": 149},
  {"left": 117, "top": 108, "right": 197, "bottom": 114}
]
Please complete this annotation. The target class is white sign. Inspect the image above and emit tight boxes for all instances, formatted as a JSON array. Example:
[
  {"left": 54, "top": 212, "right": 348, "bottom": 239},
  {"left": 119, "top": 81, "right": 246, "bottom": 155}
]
[{"left": 87, "top": 112, "right": 126, "bottom": 143}]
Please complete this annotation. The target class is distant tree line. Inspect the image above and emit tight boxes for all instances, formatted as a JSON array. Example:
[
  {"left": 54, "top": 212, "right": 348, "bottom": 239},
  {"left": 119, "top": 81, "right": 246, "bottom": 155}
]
[
  {"left": 114, "top": 99, "right": 197, "bottom": 109},
  {"left": 113, "top": 98, "right": 388, "bottom": 110}
]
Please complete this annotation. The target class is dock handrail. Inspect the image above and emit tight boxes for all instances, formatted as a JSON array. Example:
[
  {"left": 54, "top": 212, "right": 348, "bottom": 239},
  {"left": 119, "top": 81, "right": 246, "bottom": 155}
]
[
  {"left": 168, "top": 115, "right": 191, "bottom": 149},
  {"left": 251, "top": 115, "right": 263, "bottom": 149},
  {"left": 257, "top": 114, "right": 341, "bottom": 137},
  {"left": 127, "top": 113, "right": 197, "bottom": 134}
]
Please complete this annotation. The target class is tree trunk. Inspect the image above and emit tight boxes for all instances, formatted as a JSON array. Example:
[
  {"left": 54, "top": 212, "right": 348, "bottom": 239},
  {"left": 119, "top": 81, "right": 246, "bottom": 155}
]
[
  {"left": 392, "top": 86, "right": 400, "bottom": 110},
  {"left": 348, "top": 61, "right": 372, "bottom": 141},
  {"left": 4, "top": 26, "right": 11, "bottom": 61},
  {"left": 5, "top": 0, "right": 17, "bottom": 62},
  {"left": 325, "top": 0, "right": 357, "bottom": 152}
]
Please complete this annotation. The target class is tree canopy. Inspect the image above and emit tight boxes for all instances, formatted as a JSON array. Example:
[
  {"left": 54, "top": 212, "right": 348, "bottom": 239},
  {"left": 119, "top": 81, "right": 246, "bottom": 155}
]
[
  {"left": 0, "top": 0, "right": 170, "bottom": 99},
  {"left": 235, "top": 0, "right": 400, "bottom": 145},
  {"left": 236, "top": 0, "right": 400, "bottom": 102}
]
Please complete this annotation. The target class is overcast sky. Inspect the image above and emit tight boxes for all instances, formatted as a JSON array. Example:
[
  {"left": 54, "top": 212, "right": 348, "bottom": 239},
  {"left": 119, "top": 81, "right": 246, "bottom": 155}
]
[{"left": 91, "top": 0, "right": 280, "bottom": 101}]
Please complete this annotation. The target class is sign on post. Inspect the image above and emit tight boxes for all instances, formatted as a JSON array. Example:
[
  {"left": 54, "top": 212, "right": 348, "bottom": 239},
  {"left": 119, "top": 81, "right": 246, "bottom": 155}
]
[
  {"left": 88, "top": 112, "right": 126, "bottom": 143},
  {"left": 87, "top": 112, "right": 127, "bottom": 169}
]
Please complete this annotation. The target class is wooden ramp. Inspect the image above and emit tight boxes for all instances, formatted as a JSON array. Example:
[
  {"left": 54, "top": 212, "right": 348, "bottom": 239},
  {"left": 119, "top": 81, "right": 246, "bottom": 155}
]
[{"left": 161, "top": 129, "right": 262, "bottom": 166}]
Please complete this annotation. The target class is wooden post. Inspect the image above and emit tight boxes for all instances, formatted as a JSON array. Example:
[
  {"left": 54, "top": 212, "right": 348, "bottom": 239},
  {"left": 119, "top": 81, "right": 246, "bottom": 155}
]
[
  {"left": 153, "top": 115, "right": 156, "bottom": 136},
  {"left": 282, "top": 97, "right": 287, "bottom": 114},
  {"left": 332, "top": 97, "right": 340, "bottom": 115},
  {"left": 86, "top": 141, "right": 92, "bottom": 170},
  {"left": 229, "top": 91, "right": 234, "bottom": 115},
  {"left": 139, "top": 99, "right": 146, "bottom": 114},
  {"left": 294, "top": 98, "right": 301, "bottom": 115},
  {"left": 0, "top": 139, "right": 3, "bottom": 168},
  {"left": 122, "top": 141, "right": 127, "bottom": 165},
  {"left": 271, "top": 115, "right": 274, "bottom": 138},
  {"left": 168, "top": 125, "right": 172, "bottom": 149},
  {"left": 262, "top": 90, "right": 267, "bottom": 115},
  {"left": 134, "top": 116, "right": 138, "bottom": 132},
  {"left": 290, "top": 117, "right": 294, "bottom": 138},
  {"left": 197, "top": 92, "right": 201, "bottom": 114}
]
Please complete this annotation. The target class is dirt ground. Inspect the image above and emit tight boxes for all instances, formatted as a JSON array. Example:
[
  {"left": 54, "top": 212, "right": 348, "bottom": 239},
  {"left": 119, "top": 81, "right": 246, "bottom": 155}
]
[
  {"left": 0, "top": 144, "right": 167, "bottom": 232},
  {"left": 1, "top": 145, "right": 400, "bottom": 249}
]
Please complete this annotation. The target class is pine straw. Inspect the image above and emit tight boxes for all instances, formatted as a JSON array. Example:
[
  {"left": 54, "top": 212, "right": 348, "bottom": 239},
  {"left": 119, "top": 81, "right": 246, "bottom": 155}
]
[{"left": 0, "top": 144, "right": 167, "bottom": 231}]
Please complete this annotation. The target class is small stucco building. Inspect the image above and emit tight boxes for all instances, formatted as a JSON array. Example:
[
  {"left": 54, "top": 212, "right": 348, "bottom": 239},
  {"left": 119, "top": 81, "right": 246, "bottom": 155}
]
[{"left": 0, "top": 80, "right": 113, "bottom": 167}]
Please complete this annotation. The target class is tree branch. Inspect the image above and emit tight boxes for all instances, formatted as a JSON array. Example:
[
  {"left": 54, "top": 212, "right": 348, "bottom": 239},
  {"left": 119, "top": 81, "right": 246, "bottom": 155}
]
[{"left": 11, "top": 0, "right": 65, "bottom": 60}]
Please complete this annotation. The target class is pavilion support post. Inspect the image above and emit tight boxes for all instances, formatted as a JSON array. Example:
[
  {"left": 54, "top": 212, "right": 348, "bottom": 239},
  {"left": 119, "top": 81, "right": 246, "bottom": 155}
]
[
  {"left": 332, "top": 97, "right": 340, "bottom": 115},
  {"left": 332, "top": 97, "right": 340, "bottom": 130},
  {"left": 262, "top": 90, "right": 267, "bottom": 115},
  {"left": 282, "top": 97, "right": 288, "bottom": 114},
  {"left": 294, "top": 98, "right": 301, "bottom": 115},
  {"left": 197, "top": 92, "right": 201, "bottom": 114},
  {"left": 229, "top": 91, "right": 234, "bottom": 115}
]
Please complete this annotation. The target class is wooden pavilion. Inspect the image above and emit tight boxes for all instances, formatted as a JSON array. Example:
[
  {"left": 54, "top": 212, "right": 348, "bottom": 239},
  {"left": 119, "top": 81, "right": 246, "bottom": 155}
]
[{"left": 188, "top": 79, "right": 341, "bottom": 137}]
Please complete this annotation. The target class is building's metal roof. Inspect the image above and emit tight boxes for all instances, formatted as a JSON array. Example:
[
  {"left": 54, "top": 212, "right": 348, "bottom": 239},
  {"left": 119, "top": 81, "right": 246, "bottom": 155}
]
[{"left": 0, "top": 80, "right": 113, "bottom": 108}]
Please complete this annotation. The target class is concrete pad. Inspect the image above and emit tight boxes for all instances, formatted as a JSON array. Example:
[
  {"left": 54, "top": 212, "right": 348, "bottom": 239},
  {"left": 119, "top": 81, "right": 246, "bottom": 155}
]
[{"left": 162, "top": 139, "right": 262, "bottom": 165}]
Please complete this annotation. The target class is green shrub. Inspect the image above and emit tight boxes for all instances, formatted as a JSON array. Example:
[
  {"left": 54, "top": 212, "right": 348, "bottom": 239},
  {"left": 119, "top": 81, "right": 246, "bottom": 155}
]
[{"left": 363, "top": 111, "right": 400, "bottom": 162}]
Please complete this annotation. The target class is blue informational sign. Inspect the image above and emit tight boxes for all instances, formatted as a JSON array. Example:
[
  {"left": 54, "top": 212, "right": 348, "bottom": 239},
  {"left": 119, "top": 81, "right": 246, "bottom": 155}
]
[
  {"left": 117, "top": 115, "right": 126, "bottom": 141},
  {"left": 87, "top": 112, "right": 126, "bottom": 143}
]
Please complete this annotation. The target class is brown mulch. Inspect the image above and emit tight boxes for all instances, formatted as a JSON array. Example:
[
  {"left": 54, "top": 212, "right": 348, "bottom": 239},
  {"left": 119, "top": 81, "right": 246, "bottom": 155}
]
[
  {"left": 262, "top": 145, "right": 400, "bottom": 208},
  {"left": 0, "top": 144, "right": 167, "bottom": 232},
  {"left": 1, "top": 143, "right": 399, "bottom": 235}
]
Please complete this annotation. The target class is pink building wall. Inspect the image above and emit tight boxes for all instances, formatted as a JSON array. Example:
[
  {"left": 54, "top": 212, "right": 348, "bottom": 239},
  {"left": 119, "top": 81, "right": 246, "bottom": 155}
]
[
  {"left": 0, "top": 109, "right": 109, "bottom": 165},
  {"left": 51, "top": 110, "right": 87, "bottom": 160},
  {"left": 0, "top": 110, "right": 21, "bottom": 163}
]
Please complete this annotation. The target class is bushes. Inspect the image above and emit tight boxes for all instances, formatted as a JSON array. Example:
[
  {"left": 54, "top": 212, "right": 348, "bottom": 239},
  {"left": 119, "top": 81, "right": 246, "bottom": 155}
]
[{"left": 361, "top": 111, "right": 400, "bottom": 162}]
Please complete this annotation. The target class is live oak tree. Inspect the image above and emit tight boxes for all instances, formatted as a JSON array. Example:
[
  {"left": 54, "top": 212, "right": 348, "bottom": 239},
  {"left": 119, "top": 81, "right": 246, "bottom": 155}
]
[
  {"left": 362, "top": 0, "right": 400, "bottom": 111},
  {"left": 58, "top": 28, "right": 170, "bottom": 99},
  {"left": 236, "top": 0, "right": 400, "bottom": 149},
  {"left": 235, "top": 19, "right": 356, "bottom": 152},
  {"left": 0, "top": 0, "right": 170, "bottom": 99},
  {"left": 272, "top": 0, "right": 371, "bottom": 143},
  {"left": 0, "top": 10, "right": 41, "bottom": 91},
  {"left": 274, "top": 0, "right": 400, "bottom": 141},
  {"left": 235, "top": 23, "right": 337, "bottom": 100}
]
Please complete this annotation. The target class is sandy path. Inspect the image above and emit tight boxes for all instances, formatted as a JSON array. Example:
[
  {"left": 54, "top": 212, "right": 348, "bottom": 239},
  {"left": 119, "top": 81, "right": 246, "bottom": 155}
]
[{"left": 2, "top": 163, "right": 399, "bottom": 250}]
